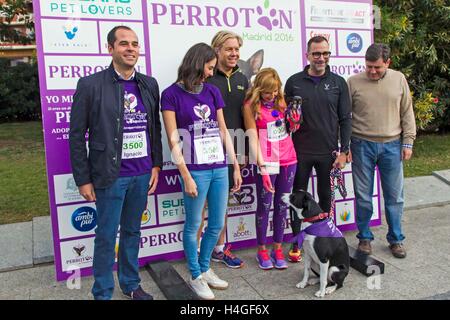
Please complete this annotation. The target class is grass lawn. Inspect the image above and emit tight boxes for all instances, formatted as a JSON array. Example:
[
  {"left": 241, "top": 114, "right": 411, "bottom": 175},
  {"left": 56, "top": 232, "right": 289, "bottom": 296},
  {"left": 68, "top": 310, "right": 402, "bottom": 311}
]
[
  {"left": 0, "top": 122, "right": 49, "bottom": 225},
  {"left": 1, "top": 121, "right": 450, "bottom": 225}
]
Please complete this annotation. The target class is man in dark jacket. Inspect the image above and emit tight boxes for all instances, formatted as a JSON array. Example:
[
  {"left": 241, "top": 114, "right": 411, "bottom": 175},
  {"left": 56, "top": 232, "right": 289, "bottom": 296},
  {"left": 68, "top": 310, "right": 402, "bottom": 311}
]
[
  {"left": 284, "top": 36, "right": 352, "bottom": 262},
  {"left": 69, "top": 26, "right": 162, "bottom": 300}
]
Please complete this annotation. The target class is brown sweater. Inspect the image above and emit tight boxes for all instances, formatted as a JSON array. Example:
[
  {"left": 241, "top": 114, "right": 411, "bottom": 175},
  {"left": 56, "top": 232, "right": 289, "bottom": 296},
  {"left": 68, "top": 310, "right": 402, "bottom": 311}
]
[{"left": 347, "top": 69, "right": 416, "bottom": 145}]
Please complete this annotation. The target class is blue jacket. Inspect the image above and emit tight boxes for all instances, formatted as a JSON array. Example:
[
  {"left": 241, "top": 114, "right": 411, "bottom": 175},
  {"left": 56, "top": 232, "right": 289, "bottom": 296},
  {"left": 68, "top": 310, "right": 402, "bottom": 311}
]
[{"left": 69, "top": 64, "right": 162, "bottom": 189}]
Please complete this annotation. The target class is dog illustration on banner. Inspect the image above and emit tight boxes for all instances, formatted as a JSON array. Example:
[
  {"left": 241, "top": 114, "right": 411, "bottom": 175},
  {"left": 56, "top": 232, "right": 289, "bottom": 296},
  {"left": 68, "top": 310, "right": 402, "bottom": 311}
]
[
  {"left": 283, "top": 190, "right": 350, "bottom": 298},
  {"left": 238, "top": 50, "right": 264, "bottom": 83}
]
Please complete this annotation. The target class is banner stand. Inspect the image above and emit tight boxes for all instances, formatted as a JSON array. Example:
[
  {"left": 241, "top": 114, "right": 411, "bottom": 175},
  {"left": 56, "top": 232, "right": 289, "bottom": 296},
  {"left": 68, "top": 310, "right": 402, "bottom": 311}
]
[
  {"left": 145, "top": 261, "right": 198, "bottom": 300},
  {"left": 348, "top": 246, "right": 385, "bottom": 277}
]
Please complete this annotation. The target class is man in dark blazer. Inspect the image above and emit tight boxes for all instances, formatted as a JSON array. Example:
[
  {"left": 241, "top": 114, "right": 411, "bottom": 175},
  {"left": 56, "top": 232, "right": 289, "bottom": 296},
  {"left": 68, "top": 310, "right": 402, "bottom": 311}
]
[{"left": 69, "top": 26, "right": 162, "bottom": 300}]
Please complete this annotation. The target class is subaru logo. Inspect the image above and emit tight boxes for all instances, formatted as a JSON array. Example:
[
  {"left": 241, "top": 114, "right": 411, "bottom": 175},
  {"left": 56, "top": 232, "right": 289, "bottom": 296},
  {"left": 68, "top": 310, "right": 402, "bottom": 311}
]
[
  {"left": 71, "top": 207, "right": 97, "bottom": 232},
  {"left": 346, "top": 33, "right": 363, "bottom": 53}
]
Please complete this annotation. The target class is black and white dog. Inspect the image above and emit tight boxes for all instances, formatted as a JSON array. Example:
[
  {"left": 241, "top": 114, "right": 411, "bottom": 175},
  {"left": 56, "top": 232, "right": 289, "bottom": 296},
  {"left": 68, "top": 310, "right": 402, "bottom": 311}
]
[{"left": 283, "top": 190, "right": 350, "bottom": 297}]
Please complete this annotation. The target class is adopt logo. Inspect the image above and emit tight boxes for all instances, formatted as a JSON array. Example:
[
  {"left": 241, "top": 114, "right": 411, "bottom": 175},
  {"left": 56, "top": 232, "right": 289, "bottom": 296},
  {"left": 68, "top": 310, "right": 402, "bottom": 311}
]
[
  {"left": 71, "top": 206, "right": 97, "bottom": 232},
  {"left": 149, "top": 0, "right": 293, "bottom": 31}
]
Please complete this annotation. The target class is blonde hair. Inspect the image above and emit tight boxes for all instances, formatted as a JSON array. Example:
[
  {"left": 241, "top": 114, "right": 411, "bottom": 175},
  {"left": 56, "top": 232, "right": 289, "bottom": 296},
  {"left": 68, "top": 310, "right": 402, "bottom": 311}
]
[
  {"left": 211, "top": 30, "right": 243, "bottom": 52},
  {"left": 245, "top": 68, "right": 286, "bottom": 119}
]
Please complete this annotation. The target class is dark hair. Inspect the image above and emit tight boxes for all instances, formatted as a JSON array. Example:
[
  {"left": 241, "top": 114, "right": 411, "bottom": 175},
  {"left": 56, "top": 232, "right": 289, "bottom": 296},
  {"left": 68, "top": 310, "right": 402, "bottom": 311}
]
[
  {"left": 307, "top": 36, "right": 329, "bottom": 52},
  {"left": 365, "top": 43, "right": 391, "bottom": 62},
  {"left": 107, "top": 25, "right": 133, "bottom": 47},
  {"left": 176, "top": 43, "right": 216, "bottom": 92}
]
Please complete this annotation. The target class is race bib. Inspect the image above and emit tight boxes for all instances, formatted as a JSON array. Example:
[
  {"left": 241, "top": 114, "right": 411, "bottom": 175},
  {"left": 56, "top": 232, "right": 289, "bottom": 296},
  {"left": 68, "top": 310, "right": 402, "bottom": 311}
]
[
  {"left": 267, "top": 120, "right": 288, "bottom": 142},
  {"left": 194, "top": 136, "right": 224, "bottom": 164},
  {"left": 122, "top": 131, "right": 148, "bottom": 159}
]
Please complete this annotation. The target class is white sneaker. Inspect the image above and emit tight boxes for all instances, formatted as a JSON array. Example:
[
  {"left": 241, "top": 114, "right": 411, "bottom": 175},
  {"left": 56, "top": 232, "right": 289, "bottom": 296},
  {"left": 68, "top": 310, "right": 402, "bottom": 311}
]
[
  {"left": 201, "top": 269, "right": 229, "bottom": 290},
  {"left": 189, "top": 275, "right": 215, "bottom": 300}
]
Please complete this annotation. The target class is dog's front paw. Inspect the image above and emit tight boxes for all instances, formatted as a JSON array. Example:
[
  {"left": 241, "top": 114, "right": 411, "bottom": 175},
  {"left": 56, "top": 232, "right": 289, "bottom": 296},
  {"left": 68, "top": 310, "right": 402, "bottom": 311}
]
[
  {"left": 315, "top": 290, "right": 326, "bottom": 298},
  {"left": 296, "top": 281, "right": 308, "bottom": 289},
  {"left": 325, "top": 285, "right": 337, "bottom": 295}
]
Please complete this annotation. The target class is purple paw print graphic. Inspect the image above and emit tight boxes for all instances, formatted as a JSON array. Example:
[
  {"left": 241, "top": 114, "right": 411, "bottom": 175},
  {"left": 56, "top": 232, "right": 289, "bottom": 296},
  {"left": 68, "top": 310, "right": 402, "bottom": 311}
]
[
  {"left": 352, "top": 62, "right": 365, "bottom": 74},
  {"left": 256, "top": 6, "right": 279, "bottom": 31}
]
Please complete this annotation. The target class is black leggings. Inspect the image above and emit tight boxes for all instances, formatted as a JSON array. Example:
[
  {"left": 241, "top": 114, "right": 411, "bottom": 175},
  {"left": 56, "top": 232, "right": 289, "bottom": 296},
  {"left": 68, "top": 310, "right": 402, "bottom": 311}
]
[{"left": 291, "top": 154, "right": 334, "bottom": 237}]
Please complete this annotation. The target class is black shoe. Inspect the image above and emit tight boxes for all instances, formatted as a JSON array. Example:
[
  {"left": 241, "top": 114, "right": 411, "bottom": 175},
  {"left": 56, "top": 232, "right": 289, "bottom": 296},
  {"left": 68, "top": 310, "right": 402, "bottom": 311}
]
[{"left": 123, "top": 285, "right": 154, "bottom": 300}]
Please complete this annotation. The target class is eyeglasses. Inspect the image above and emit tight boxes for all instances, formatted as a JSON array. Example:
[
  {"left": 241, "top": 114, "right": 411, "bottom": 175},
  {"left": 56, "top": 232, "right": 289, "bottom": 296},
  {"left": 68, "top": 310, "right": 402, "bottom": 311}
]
[{"left": 310, "top": 51, "right": 331, "bottom": 59}]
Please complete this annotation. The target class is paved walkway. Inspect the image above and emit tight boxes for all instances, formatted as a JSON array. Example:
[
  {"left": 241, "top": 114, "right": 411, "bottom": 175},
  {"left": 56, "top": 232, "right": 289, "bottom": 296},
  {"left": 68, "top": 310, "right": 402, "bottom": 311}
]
[{"left": 1, "top": 171, "right": 450, "bottom": 300}]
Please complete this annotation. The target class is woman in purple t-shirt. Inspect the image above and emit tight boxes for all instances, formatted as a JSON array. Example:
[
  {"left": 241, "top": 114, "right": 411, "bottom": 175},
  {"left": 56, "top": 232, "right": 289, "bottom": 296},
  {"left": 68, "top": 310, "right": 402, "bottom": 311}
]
[{"left": 161, "top": 43, "right": 242, "bottom": 300}]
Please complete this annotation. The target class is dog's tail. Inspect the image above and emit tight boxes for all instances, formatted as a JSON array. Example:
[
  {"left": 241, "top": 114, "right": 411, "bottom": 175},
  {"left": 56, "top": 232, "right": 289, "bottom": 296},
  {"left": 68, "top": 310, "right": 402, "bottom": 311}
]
[{"left": 328, "top": 264, "right": 349, "bottom": 289}]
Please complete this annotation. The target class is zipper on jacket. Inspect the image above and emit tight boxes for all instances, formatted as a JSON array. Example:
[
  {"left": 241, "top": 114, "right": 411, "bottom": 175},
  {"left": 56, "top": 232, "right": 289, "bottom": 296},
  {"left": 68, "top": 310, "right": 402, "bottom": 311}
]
[{"left": 115, "top": 84, "right": 122, "bottom": 166}]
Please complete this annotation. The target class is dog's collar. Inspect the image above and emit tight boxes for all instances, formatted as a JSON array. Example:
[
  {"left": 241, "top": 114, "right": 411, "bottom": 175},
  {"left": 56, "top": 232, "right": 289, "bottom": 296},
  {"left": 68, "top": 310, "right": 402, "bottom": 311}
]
[{"left": 303, "top": 212, "right": 329, "bottom": 223}]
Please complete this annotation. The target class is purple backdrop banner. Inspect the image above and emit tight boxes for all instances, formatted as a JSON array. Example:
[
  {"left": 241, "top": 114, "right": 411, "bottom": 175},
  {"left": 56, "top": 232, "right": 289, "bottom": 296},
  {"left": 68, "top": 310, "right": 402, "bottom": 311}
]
[{"left": 32, "top": 0, "right": 377, "bottom": 281}]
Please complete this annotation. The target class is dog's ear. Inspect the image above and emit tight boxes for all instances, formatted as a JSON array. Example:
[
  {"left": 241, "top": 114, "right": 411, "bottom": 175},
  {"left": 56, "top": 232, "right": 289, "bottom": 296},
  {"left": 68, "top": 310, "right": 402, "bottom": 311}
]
[{"left": 247, "top": 49, "right": 264, "bottom": 75}]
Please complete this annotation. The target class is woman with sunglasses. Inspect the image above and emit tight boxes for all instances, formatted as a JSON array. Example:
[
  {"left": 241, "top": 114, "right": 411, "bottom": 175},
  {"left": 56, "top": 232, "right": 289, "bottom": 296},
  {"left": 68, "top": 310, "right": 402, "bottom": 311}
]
[{"left": 242, "top": 68, "right": 297, "bottom": 270}]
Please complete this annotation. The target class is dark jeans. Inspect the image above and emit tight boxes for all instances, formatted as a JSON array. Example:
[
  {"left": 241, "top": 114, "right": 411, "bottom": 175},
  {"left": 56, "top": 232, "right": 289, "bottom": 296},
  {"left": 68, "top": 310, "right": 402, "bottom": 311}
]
[{"left": 291, "top": 154, "right": 334, "bottom": 237}]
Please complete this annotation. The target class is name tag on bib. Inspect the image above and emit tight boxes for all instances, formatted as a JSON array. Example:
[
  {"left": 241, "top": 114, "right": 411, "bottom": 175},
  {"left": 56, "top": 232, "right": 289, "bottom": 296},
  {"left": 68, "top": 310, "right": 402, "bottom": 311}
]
[
  {"left": 257, "top": 162, "right": 280, "bottom": 175},
  {"left": 194, "top": 136, "right": 224, "bottom": 164},
  {"left": 267, "top": 120, "right": 288, "bottom": 142},
  {"left": 122, "top": 131, "right": 148, "bottom": 159}
]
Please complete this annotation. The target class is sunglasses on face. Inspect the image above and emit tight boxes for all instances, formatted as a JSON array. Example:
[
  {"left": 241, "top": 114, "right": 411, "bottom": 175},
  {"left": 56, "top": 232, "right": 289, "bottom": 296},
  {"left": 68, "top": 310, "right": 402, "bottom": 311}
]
[{"left": 310, "top": 51, "right": 331, "bottom": 59}]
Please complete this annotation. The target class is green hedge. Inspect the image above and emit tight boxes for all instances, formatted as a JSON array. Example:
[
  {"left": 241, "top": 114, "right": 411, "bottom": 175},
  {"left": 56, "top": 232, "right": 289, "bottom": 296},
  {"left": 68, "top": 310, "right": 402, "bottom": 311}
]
[{"left": 0, "top": 59, "right": 41, "bottom": 122}]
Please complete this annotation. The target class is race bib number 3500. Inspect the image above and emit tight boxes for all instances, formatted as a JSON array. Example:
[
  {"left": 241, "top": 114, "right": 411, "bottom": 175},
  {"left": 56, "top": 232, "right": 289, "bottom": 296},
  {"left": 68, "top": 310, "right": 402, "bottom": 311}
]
[{"left": 122, "top": 131, "right": 148, "bottom": 159}]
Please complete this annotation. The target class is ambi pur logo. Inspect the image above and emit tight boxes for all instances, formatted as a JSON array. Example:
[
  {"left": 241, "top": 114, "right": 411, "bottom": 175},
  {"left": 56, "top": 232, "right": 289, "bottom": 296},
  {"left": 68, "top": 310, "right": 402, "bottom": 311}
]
[
  {"left": 346, "top": 33, "right": 363, "bottom": 53},
  {"left": 71, "top": 207, "right": 97, "bottom": 232},
  {"left": 149, "top": 0, "right": 293, "bottom": 31}
]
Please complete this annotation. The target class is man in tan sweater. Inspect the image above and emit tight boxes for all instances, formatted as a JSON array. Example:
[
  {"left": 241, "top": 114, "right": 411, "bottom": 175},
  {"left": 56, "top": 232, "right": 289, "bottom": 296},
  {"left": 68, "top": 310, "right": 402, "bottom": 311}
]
[{"left": 347, "top": 43, "right": 416, "bottom": 258}]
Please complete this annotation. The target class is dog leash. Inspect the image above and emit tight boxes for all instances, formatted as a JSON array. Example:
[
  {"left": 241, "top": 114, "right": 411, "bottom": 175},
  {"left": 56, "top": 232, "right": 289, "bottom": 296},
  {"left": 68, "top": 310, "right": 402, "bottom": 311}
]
[{"left": 330, "top": 153, "right": 347, "bottom": 219}]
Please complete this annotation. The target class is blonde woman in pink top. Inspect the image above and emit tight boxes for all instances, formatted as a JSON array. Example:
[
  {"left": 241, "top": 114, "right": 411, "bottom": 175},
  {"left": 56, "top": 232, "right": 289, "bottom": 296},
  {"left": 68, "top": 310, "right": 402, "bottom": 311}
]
[{"left": 243, "top": 68, "right": 298, "bottom": 270}]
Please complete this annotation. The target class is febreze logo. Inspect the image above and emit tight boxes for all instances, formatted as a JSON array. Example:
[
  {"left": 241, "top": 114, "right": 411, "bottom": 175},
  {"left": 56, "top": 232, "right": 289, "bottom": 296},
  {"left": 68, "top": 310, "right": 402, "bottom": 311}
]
[
  {"left": 71, "top": 206, "right": 97, "bottom": 232},
  {"left": 149, "top": 0, "right": 293, "bottom": 31}
]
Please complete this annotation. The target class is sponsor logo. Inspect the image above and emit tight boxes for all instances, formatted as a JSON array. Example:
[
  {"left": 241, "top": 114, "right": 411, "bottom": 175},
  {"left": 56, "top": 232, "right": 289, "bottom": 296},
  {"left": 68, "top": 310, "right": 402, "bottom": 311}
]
[
  {"left": 340, "top": 209, "right": 351, "bottom": 222},
  {"left": 141, "top": 209, "right": 151, "bottom": 225},
  {"left": 228, "top": 185, "right": 256, "bottom": 215},
  {"left": 72, "top": 244, "right": 85, "bottom": 257},
  {"left": 66, "top": 177, "right": 78, "bottom": 192},
  {"left": 63, "top": 22, "right": 79, "bottom": 40},
  {"left": 71, "top": 206, "right": 97, "bottom": 232},
  {"left": 47, "top": 0, "right": 134, "bottom": 17},
  {"left": 65, "top": 243, "right": 93, "bottom": 265},
  {"left": 149, "top": 0, "right": 293, "bottom": 31},
  {"left": 233, "top": 217, "right": 252, "bottom": 239},
  {"left": 346, "top": 33, "right": 363, "bottom": 53},
  {"left": 140, "top": 231, "right": 183, "bottom": 248}
]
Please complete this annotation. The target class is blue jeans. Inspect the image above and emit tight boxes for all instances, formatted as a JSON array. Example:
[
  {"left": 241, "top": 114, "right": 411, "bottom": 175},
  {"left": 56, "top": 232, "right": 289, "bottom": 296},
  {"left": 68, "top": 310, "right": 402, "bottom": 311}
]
[
  {"left": 181, "top": 167, "right": 228, "bottom": 279},
  {"left": 351, "top": 137, "right": 405, "bottom": 244},
  {"left": 91, "top": 173, "right": 150, "bottom": 300}
]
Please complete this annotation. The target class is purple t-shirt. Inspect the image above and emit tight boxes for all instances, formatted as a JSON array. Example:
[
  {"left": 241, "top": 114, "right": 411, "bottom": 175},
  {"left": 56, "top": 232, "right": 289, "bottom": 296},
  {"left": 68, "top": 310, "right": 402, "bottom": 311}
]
[
  {"left": 161, "top": 83, "right": 227, "bottom": 171},
  {"left": 310, "top": 75, "right": 323, "bottom": 85},
  {"left": 119, "top": 79, "right": 152, "bottom": 177}
]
